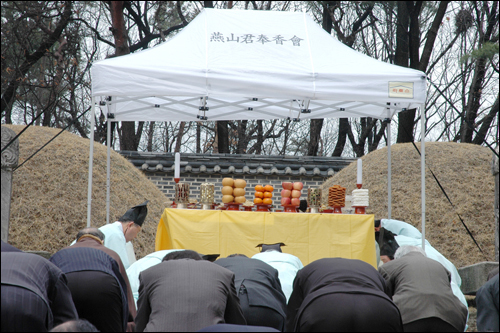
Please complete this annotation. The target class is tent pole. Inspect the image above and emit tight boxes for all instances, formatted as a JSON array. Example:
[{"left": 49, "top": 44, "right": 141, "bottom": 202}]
[
  {"left": 387, "top": 116, "right": 392, "bottom": 220},
  {"left": 421, "top": 105, "right": 426, "bottom": 251},
  {"left": 87, "top": 97, "right": 96, "bottom": 228},
  {"left": 106, "top": 119, "right": 111, "bottom": 224}
]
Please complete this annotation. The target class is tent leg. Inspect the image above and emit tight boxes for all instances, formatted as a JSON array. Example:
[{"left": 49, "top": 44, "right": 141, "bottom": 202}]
[
  {"left": 87, "top": 97, "right": 96, "bottom": 228},
  {"left": 387, "top": 118, "right": 392, "bottom": 220},
  {"left": 106, "top": 119, "right": 111, "bottom": 224},
  {"left": 421, "top": 105, "right": 426, "bottom": 251}
]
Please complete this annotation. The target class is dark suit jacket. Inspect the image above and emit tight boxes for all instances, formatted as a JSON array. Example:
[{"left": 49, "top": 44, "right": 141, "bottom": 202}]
[
  {"left": 1, "top": 252, "right": 78, "bottom": 331},
  {"left": 214, "top": 257, "right": 286, "bottom": 318},
  {"left": 379, "top": 252, "right": 468, "bottom": 331},
  {"left": 475, "top": 273, "right": 498, "bottom": 332},
  {"left": 136, "top": 259, "right": 246, "bottom": 332},
  {"left": 50, "top": 247, "right": 129, "bottom": 331},
  {"left": 286, "top": 257, "right": 400, "bottom": 331},
  {"left": 65, "top": 237, "right": 137, "bottom": 329}
]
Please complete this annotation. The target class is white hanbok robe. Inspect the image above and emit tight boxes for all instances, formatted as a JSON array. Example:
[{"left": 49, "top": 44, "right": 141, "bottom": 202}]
[
  {"left": 126, "top": 249, "right": 184, "bottom": 306},
  {"left": 99, "top": 222, "right": 136, "bottom": 270},
  {"left": 252, "top": 251, "right": 304, "bottom": 303}
]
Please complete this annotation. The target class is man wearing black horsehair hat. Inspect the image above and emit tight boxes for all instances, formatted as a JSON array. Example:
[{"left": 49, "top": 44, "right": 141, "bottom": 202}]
[{"left": 98, "top": 200, "right": 149, "bottom": 270}]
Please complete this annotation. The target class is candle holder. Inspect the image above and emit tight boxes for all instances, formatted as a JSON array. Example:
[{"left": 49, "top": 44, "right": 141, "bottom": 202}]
[
  {"left": 171, "top": 177, "right": 180, "bottom": 208},
  {"left": 333, "top": 206, "right": 342, "bottom": 214},
  {"left": 307, "top": 188, "right": 322, "bottom": 214},
  {"left": 356, "top": 184, "right": 362, "bottom": 189},
  {"left": 175, "top": 182, "right": 189, "bottom": 209},
  {"left": 200, "top": 183, "right": 215, "bottom": 210}
]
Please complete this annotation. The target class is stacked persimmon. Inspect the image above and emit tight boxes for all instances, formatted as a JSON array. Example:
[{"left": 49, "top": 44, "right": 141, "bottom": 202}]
[{"left": 254, "top": 185, "right": 274, "bottom": 205}]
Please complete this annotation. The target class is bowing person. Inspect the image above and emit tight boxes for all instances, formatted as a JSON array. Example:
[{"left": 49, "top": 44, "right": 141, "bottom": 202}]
[
  {"left": 476, "top": 272, "right": 499, "bottom": 332},
  {"left": 215, "top": 254, "right": 287, "bottom": 331},
  {"left": 286, "top": 258, "right": 403, "bottom": 332},
  {"left": 59, "top": 228, "right": 137, "bottom": 331},
  {"left": 379, "top": 246, "right": 468, "bottom": 332},
  {"left": 251, "top": 243, "right": 304, "bottom": 303},
  {"left": 99, "top": 200, "right": 149, "bottom": 269},
  {"left": 50, "top": 233, "right": 131, "bottom": 332},
  {"left": 136, "top": 250, "right": 246, "bottom": 332},
  {"left": 126, "top": 249, "right": 185, "bottom": 306},
  {"left": 1, "top": 251, "right": 78, "bottom": 331}
]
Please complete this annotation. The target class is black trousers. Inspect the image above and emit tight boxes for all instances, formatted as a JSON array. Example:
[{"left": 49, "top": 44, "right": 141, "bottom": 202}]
[
  {"left": 65, "top": 271, "right": 123, "bottom": 332},
  {"left": 297, "top": 293, "right": 403, "bottom": 332},
  {"left": 239, "top": 289, "right": 284, "bottom": 331},
  {"left": 1, "top": 285, "right": 49, "bottom": 332},
  {"left": 403, "top": 317, "right": 459, "bottom": 332}
]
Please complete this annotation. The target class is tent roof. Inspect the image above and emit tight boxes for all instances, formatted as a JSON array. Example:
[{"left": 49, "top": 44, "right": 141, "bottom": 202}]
[{"left": 91, "top": 8, "right": 427, "bottom": 122}]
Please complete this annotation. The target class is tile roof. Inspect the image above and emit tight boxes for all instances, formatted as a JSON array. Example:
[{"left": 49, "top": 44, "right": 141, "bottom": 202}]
[{"left": 119, "top": 152, "right": 356, "bottom": 177}]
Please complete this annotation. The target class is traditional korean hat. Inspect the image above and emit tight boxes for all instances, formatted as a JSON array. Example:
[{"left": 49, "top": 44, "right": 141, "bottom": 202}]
[
  {"left": 201, "top": 254, "right": 220, "bottom": 262},
  {"left": 256, "top": 243, "right": 286, "bottom": 253},
  {"left": 119, "top": 200, "right": 149, "bottom": 226}
]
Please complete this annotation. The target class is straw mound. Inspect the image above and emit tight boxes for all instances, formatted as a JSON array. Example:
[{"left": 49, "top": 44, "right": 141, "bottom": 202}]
[
  {"left": 5, "top": 125, "right": 170, "bottom": 259},
  {"left": 322, "top": 142, "right": 496, "bottom": 268}
]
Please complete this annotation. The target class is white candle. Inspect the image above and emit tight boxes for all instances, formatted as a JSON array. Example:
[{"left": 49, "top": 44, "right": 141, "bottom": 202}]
[
  {"left": 357, "top": 158, "right": 362, "bottom": 184},
  {"left": 175, "top": 153, "right": 180, "bottom": 179}
]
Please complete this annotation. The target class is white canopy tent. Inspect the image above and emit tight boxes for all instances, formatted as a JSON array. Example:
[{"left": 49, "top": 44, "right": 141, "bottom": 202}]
[{"left": 89, "top": 9, "right": 428, "bottom": 248}]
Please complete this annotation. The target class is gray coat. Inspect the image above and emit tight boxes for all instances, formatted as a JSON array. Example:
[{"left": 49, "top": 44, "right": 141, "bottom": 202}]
[
  {"left": 136, "top": 259, "right": 246, "bottom": 332},
  {"left": 378, "top": 252, "right": 467, "bottom": 331}
]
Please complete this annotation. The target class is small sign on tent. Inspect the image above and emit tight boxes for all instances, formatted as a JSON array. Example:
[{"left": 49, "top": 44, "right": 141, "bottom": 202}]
[{"left": 389, "top": 82, "right": 414, "bottom": 99}]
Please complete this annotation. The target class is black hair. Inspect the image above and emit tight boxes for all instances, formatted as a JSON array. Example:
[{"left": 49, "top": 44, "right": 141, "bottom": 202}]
[
  {"left": 227, "top": 254, "right": 248, "bottom": 258},
  {"left": 299, "top": 199, "right": 308, "bottom": 212},
  {"left": 76, "top": 228, "right": 105, "bottom": 241},
  {"left": 50, "top": 319, "right": 99, "bottom": 332},
  {"left": 375, "top": 219, "right": 381, "bottom": 228},
  {"left": 162, "top": 250, "right": 203, "bottom": 262}
]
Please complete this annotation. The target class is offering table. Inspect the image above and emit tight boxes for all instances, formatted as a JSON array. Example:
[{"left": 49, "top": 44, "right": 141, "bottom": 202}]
[{"left": 155, "top": 209, "right": 376, "bottom": 268}]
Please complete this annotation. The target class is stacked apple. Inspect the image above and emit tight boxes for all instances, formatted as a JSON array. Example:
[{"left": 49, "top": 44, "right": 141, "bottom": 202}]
[
  {"left": 221, "top": 178, "right": 247, "bottom": 204},
  {"left": 254, "top": 185, "right": 274, "bottom": 205},
  {"left": 281, "top": 182, "right": 303, "bottom": 206}
]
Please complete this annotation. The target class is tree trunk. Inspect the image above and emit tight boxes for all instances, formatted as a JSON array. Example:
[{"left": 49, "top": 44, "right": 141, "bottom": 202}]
[
  {"left": 147, "top": 122, "right": 155, "bottom": 152},
  {"left": 473, "top": 94, "right": 499, "bottom": 145},
  {"left": 196, "top": 122, "right": 201, "bottom": 153},
  {"left": 395, "top": 2, "right": 411, "bottom": 143},
  {"left": 237, "top": 120, "right": 248, "bottom": 154},
  {"left": 332, "top": 118, "right": 349, "bottom": 156},
  {"left": 397, "top": 1, "right": 449, "bottom": 143},
  {"left": 175, "top": 122, "right": 186, "bottom": 152},
  {"left": 307, "top": 2, "right": 332, "bottom": 156},
  {"left": 308, "top": 119, "right": 324, "bottom": 156},
  {"left": 110, "top": 1, "right": 144, "bottom": 150},
  {"left": 308, "top": 3, "right": 333, "bottom": 156},
  {"left": 217, "top": 121, "right": 230, "bottom": 153}
]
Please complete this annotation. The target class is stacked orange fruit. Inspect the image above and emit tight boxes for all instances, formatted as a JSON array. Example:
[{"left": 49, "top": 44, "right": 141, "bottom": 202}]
[{"left": 254, "top": 185, "right": 274, "bottom": 205}]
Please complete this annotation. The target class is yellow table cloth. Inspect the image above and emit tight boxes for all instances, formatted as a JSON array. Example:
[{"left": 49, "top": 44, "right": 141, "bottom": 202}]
[{"left": 156, "top": 209, "right": 376, "bottom": 267}]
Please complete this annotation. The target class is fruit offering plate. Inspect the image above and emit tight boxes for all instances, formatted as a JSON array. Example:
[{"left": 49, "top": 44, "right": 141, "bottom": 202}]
[
  {"left": 281, "top": 204, "right": 299, "bottom": 213},
  {"left": 226, "top": 202, "right": 242, "bottom": 211},
  {"left": 255, "top": 204, "right": 271, "bottom": 212}
]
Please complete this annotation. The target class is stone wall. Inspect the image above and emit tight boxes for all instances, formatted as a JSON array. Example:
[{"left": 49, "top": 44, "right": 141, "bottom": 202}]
[
  {"left": 119, "top": 151, "right": 355, "bottom": 207},
  {"left": 147, "top": 172, "right": 326, "bottom": 204}
]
